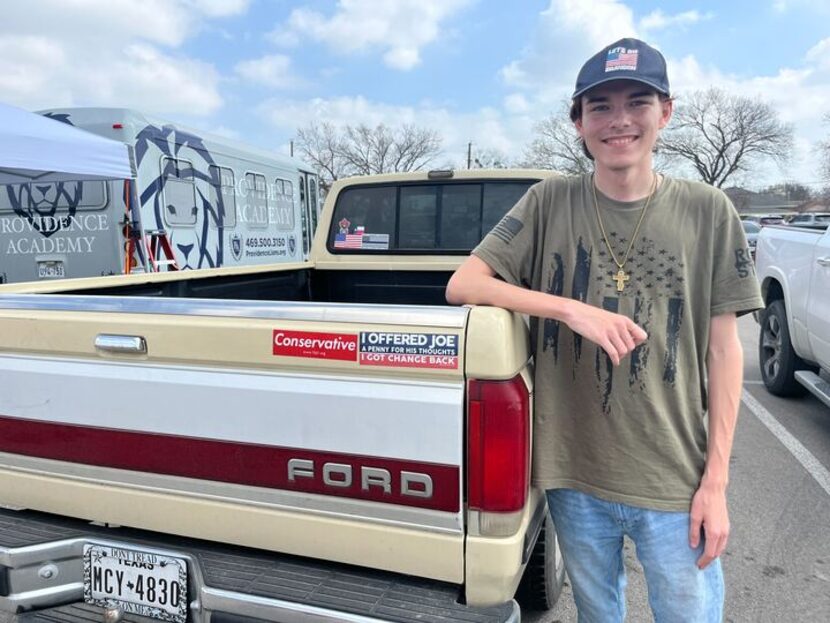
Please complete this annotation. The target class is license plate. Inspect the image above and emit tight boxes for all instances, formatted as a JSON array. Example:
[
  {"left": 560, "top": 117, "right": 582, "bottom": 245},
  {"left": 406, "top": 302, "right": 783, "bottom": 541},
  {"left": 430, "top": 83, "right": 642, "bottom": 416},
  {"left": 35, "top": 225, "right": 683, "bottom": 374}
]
[
  {"left": 83, "top": 544, "right": 187, "bottom": 623},
  {"left": 37, "top": 261, "right": 65, "bottom": 279}
]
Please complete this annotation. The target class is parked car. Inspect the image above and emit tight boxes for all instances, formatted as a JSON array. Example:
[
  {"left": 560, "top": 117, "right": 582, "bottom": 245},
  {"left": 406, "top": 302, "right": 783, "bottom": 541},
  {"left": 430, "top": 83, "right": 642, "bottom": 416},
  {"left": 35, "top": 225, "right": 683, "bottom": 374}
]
[
  {"left": 742, "top": 220, "right": 761, "bottom": 257},
  {"left": 755, "top": 223, "right": 830, "bottom": 406},
  {"left": 785, "top": 212, "right": 830, "bottom": 227},
  {"left": 759, "top": 214, "right": 787, "bottom": 226}
]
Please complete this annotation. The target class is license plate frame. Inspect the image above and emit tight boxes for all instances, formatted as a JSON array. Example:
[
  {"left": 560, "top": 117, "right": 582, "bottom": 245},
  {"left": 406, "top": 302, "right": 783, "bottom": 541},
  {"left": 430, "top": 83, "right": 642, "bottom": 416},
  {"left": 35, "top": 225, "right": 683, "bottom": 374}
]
[
  {"left": 83, "top": 544, "right": 188, "bottom": 623},
  {"left": 37, "top": 260, "right": 65, "bottom": 279}
]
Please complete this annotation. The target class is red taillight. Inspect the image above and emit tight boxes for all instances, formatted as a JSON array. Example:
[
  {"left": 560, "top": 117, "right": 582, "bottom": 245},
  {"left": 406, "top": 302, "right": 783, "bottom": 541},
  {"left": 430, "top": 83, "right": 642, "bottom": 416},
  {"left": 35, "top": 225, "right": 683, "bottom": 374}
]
[
  {"left": 112, "top": 123, "right": 123, "bottom": 129},
  {"left": 467, "top": 375, "right": 530, "bottom": 512}
]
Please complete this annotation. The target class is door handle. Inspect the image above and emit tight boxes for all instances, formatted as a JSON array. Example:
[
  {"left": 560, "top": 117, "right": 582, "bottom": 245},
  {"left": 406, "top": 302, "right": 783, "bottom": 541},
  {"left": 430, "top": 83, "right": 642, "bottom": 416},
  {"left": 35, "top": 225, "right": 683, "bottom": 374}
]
[
  {"left": 817, "top": 257, "right": 830, "bottom": 267},
  {"left": 95, "top": 334, "right": 147, "bottom": 354}
]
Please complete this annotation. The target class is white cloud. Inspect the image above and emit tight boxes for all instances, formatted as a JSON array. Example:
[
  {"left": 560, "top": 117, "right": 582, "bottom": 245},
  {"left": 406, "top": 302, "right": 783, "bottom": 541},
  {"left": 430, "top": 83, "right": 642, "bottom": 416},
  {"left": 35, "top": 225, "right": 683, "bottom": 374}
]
[
  {"left": 270, "top": 0, "right": 474, "bottom": 70},
  {"left": 499, "top": 0, "right": 639, "bottom": 93},
  {"left": 235, "top": 54, "right": 302, "bottom": 89},
  {"left": 0, "top": 35, "right": 223, "bottom": 115},
  {"left": 773, "top": 0, "right": 830, "bottom": 13},
  {"left": 806, "top": 38, "right": 830, "bottom": 70},
  {"left": 0, "top": 36, "right": 67, "bottom": 100},
  {"left": 640, "top": 10, "right": 713, "bottom": 31},
  {"left": 110, "top": 45, "right": 223, "bottom": 115},
  {"left": 183, "top": 0, "right": 250, "bottom": 18},
  {"left": 0, "top": 0, "right": 248, "bottom": 115},
  {"left": 1, "top": 0, "right": 226, "bottom": 48},
  {"left": 504, "top": 94, "right": 530, "bottom": 114}
]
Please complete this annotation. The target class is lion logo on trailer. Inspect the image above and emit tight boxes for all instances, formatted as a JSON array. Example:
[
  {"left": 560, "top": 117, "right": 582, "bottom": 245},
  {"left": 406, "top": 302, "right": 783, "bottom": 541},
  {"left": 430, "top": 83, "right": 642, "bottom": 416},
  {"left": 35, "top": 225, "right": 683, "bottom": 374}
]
[
  {"left": 134, "top": 124, "right": 229, "bottom": 269},
  {"left": 5, "top": 183, "right": 84, "bottom": 239}
]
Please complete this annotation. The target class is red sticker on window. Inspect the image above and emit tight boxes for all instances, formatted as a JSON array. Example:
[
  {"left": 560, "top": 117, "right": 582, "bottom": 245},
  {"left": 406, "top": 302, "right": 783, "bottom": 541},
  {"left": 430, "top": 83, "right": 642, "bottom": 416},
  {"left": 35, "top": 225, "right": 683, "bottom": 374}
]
[{"left": 273, "top": 330, "right": 358, "bottom": 361}]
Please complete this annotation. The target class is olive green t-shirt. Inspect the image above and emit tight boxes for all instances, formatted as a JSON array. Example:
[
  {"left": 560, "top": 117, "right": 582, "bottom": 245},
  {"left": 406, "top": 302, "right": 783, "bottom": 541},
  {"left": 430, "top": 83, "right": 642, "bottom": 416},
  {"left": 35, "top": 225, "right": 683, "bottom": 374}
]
[{"left": 473, "top": 173, "right": 763, "bottom": 511}]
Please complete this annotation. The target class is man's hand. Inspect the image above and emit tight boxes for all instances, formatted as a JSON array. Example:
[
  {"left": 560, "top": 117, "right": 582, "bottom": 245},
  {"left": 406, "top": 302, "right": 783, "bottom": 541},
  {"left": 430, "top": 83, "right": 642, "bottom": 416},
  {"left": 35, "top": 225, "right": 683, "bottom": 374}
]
[
  {"left": 689, "top": 482, "right": 730, "bottom": 569},
  {"left": 564, "top": 300, "right": 648, "bottom": 365}
]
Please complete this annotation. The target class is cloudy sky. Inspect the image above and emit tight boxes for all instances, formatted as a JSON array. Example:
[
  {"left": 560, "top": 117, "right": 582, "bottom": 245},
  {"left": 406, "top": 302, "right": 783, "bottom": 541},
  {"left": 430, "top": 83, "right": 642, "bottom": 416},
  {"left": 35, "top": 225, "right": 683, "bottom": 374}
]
[{"left": 3, "top": 0, "right": 830, "bottom": 189}]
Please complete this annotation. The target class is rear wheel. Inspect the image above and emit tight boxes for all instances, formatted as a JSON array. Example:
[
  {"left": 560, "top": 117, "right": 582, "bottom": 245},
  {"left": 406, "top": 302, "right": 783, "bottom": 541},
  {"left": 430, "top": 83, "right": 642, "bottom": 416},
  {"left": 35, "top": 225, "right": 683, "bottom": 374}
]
[
  {"left": 516, "top": 513, "right": 565, "bottom": 611},
  {"left": 759, "top": 300, "right": 816, "bottom": 396}
]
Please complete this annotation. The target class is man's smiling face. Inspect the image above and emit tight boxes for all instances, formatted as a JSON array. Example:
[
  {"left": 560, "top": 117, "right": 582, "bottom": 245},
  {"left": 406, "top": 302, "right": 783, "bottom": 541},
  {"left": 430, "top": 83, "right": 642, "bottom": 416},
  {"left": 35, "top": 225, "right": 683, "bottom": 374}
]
[{"left": 574, "top": 80, "right": 672, "bottom": 173}]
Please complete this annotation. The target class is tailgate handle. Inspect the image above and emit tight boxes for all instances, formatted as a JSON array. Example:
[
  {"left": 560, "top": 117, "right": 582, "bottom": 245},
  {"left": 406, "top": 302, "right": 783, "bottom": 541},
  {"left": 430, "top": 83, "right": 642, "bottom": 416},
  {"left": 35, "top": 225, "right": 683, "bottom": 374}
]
[
  {"left": 95, "top": 334, "right": 147, "bottom": 354},
  {"left": 817, "top": 256, "right": 830, "bottom": 267}
]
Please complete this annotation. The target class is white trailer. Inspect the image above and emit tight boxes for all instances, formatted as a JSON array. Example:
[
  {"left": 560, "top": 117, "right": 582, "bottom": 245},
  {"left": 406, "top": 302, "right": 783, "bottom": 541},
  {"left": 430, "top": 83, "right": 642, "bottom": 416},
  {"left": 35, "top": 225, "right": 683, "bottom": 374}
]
[{"left": 0, "top": 108, "right": 320, "bottom": 283}]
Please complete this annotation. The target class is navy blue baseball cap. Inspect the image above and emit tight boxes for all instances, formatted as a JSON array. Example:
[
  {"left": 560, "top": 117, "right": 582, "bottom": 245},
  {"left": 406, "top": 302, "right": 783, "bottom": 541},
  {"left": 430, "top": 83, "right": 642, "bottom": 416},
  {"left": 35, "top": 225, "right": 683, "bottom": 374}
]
[{"left": 572, "top": 37, "right": 670, "bottom": 99}]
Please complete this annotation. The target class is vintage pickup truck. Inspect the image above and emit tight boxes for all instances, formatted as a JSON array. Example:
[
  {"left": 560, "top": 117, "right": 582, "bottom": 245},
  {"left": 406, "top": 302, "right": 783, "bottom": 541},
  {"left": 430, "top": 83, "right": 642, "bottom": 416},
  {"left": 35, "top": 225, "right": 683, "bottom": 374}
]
[
  {"left": 0, "top": 169, "right": 564, "bottom": 623},
  {"left": 755, "top": 221, "right": 830, "bottom": 406}
]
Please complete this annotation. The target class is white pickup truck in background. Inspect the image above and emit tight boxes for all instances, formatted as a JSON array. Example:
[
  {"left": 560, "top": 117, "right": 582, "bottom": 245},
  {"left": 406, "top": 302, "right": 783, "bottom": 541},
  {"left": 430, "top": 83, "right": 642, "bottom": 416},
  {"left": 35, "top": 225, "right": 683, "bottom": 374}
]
[{"left": 755, "top": 222, "right": 830, "bottom": 406}]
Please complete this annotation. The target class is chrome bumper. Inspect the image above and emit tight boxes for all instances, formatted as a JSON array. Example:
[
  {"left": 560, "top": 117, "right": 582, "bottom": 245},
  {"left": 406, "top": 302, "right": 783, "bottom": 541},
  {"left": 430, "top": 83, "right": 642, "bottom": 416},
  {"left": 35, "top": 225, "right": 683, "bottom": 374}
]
[{"left": 0, "top": 509, "right": 519, "bottom": 623}]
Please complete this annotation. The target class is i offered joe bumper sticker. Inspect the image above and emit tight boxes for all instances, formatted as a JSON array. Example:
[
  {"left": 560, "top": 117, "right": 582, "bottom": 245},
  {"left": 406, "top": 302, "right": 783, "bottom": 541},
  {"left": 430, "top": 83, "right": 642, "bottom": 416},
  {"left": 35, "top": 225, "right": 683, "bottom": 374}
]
[{"left": 359, "top": 331, "right": 459, "bottom": 369}]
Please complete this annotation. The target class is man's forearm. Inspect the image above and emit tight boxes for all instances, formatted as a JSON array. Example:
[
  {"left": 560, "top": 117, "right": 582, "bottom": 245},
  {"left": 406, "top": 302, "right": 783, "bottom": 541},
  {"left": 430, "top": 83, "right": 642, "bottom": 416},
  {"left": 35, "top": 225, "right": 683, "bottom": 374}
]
[
  {"left": 446, "top": 256, "right": 578, "bottom": 322},
  {"left": 446, "top": 255, "right": 649, "bottom": 366},
  {"left": 702, "top": 314, "right": 744, "bottom": 489}
]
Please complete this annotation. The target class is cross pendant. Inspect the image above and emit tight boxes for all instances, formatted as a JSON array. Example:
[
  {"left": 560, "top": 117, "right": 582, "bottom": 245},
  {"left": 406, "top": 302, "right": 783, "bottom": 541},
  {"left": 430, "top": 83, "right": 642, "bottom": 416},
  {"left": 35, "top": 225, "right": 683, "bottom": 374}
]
[{"left": 613, "top": 269, "right": 630, "bottom": 292}]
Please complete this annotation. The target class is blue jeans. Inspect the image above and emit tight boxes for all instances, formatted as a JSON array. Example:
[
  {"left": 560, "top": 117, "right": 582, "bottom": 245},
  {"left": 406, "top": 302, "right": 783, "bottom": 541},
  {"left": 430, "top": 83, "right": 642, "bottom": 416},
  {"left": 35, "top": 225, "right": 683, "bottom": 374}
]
[{"left": 547, "top": 488, "right": 724, "bottom": 623}]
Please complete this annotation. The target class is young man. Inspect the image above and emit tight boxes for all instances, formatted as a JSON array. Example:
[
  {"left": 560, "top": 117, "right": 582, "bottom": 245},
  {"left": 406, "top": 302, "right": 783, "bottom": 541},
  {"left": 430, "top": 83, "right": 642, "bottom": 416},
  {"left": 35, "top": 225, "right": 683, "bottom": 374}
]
[{"left": 446, "top": 38, "right": 763, "bottom": 621}]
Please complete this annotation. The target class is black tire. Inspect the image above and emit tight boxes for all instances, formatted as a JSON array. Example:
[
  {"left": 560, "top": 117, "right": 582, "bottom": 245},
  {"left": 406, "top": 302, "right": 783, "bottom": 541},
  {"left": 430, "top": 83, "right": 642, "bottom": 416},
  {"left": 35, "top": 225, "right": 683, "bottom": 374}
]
[
  {"left": 758, "top": 300, "right": 817, "bottom": 397},
  {"left": 516, "top": 513, "right": 566, "bottom": 611}
]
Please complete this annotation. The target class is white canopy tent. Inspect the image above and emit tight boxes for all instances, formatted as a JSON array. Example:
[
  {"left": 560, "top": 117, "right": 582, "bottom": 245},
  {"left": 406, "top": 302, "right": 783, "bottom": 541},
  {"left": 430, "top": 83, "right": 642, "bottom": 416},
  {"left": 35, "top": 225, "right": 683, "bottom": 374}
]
[{"left": 0, "top": 101, "right": 134, "bottom": 184}]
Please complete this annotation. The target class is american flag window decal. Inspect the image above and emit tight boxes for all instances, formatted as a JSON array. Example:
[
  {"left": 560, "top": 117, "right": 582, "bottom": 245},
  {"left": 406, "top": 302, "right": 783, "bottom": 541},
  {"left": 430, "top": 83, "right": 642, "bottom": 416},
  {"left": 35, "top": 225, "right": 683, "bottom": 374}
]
[{"left": 333, "top": 232, "right": 365, "bottom": 249}]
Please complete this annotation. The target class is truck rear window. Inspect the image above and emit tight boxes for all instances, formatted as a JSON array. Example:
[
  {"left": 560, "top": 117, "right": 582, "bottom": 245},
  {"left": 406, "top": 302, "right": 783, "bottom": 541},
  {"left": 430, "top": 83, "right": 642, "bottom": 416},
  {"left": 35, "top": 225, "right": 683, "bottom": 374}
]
[{"left": 328, "top": 180, "right": 536, "bottom": 254}]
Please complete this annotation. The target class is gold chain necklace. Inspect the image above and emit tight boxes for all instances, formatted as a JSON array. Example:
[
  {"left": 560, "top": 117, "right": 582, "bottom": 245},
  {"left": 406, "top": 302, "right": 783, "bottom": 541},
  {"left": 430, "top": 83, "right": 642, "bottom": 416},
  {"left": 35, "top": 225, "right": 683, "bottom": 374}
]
[{"left": 592, "top": 172, "right": 658, "bottom": 292}]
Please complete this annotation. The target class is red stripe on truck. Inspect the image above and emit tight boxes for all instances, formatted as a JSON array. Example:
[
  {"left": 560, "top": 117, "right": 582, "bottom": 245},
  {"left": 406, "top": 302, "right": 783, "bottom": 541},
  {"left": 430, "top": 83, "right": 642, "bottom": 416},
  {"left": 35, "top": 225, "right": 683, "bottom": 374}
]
[{"left": 0, "top": 416, "right": 460, "bottom": 512}]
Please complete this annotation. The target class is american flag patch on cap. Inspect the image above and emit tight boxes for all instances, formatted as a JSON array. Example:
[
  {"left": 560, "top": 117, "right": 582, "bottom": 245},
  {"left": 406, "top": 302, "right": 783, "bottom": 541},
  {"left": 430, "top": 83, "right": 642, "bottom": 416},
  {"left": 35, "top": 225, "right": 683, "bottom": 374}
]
[{"left": 605, "top": 46, "right": 638, "bottom": 72}]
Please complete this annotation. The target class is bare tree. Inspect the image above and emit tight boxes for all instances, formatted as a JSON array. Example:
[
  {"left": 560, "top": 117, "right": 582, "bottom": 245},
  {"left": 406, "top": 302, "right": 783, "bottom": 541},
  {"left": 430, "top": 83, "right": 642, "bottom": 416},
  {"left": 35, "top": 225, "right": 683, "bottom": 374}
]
[
  {"left": 521, "top": 102, "right": 592, "bottom": 174},
  {"left": 472, "top": 147, "right": 511, "bottom": 169},
  {"left": 820, "top": 113, "right": 830, "bottom": 183},
  {"left": 660, "top": 88, "right": 794, "bottom": 188},
  {"left": 761, "top": 182, "right": 813, "bottom": 202},
  {"left": 389, "top": 125, "right": 442, "bottom": 172},
  {"left": 294, "top": 122, "right": 349, "bottom": 192},
  {"left": 295, "top": 122, "right": 442, "bottom": 190}
]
